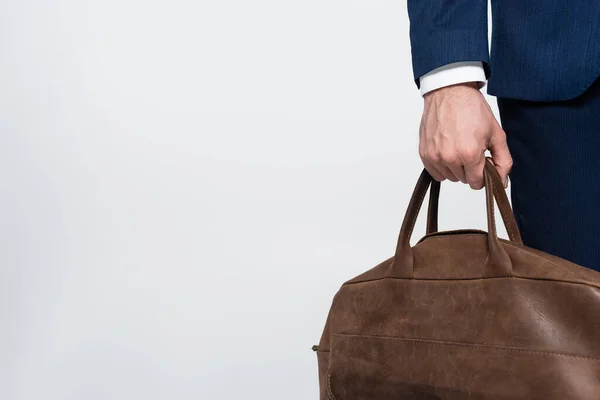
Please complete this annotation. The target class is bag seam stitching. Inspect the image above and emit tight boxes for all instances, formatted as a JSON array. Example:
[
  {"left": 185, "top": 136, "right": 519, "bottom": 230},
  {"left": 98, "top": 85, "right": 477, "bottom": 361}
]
[
  {"left": 331, "top": 333, "right": 600, "bottom": 362},
  {"left": 327, "top": 373, "right": 337, "bottom": 400},
  {"left": 343, "top": 275, "right": 600, "bottom": 289}
]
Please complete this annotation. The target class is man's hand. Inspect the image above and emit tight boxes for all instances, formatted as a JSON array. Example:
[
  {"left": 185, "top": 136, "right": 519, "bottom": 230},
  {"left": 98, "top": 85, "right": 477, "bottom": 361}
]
[{"left": 420, "top": 82, "right": 512, "bottom": 189}]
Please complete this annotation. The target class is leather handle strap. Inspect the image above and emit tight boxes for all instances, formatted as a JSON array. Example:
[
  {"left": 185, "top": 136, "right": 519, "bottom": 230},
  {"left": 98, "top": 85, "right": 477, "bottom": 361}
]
[
  {"left": 426, "top": 169, "right": 523, "bottom": 244},
  {"left": 388, "top": 161, "right": 519, "bottom": 279},
  {"left": 426, "top": 179, "right": 440, "bottom": 234}
]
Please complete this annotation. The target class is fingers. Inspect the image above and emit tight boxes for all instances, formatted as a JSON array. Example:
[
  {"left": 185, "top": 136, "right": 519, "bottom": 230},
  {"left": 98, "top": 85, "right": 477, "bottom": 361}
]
[
  {"left": 447, "top": 165, "right": 467, "bottom": 184},
  {"left": 423, "top": 153, "right": 485, "bottom": 188},
  {"left": 438, "top": 166, "right": 460, "bottom": 182},
  {"left": 421, "top": 153, "right": 462, "bottom": 182},
  {"left": 418, "top": 83, "right": 511, "bottom": 189},
  {"left": 422, "top": 161, "right": 445, "bottom": 182},
  {"left": 464, "top": 153, "right": 486, "bottom": 190},
  {"left": 488, "top": 125, "right": 513, "bottom": 187},
  {"left": 420, "top": 141, "right": 485, "bottom": 189}
]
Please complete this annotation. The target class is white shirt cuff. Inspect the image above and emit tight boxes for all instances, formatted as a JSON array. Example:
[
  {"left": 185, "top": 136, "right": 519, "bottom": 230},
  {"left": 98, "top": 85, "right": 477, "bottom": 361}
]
[{"left": 419, "top": 61, "right": 487, "bottom": 96}]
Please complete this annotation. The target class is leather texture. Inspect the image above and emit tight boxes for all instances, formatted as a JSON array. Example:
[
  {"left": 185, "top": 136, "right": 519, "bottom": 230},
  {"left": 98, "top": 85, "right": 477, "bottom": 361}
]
[
  {"left": 315, "top": 161, "right": 600, "bottom": 399},
  {"left": 407, "top": 0, "right": 600, "bottom": 101}
]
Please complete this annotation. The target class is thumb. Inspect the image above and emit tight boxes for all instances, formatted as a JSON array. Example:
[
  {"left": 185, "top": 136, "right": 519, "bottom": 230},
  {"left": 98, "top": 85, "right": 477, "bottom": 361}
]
[{"left": 488, "top": 126, "right": 513, "bottom": 187}]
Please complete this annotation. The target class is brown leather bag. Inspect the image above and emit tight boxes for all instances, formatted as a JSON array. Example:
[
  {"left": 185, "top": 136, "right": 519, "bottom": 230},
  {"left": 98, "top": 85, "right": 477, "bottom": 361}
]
[{"left": 315, "top": 161, "right": 600, "bottom": 399}]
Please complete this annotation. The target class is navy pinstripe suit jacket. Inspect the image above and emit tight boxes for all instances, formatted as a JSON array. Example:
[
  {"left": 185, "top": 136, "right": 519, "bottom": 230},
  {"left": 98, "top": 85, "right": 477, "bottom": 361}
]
[{"left": 408, "top": 0, "right": 600, "bottom": 101}]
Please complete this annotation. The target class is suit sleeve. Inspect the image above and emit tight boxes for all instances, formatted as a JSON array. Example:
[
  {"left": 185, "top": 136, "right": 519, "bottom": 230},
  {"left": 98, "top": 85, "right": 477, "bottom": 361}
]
[{"left": 407, "top": 0, "right": 490, "bottom": 89}]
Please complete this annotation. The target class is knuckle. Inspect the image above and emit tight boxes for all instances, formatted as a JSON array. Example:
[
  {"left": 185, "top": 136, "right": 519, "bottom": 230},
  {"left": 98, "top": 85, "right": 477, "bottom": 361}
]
[
  {"left": 494, "top": 128, "right": 508, "bottom": 140},
  {"left": 447, "top": 156, "right": 461, "bottom": 166},
  {"left": 424, "top": 154, "right": 436, "bottom": 164},
  {"left": 428, "top": 151, "right": 441, "bottom": 163},
  {"left": 463, "top": 150, "right": 481, "bottom": 164},
  {"left": 440, "top": 151, "right": 458, "bottom": 165},
  {"left": 460, "top": 145, "right": 482, "bottom": 165}
]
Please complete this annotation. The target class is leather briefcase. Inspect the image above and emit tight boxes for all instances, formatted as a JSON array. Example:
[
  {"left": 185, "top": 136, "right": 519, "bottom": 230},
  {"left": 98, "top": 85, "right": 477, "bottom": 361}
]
[{"left": 315, "top": 161, "right": 600, "bottom": 399}]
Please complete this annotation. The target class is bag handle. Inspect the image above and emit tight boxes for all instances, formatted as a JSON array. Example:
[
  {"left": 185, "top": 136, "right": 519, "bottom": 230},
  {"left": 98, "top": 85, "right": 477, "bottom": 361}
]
[
  {"left": 388, "top": 160, "right": 521, "bottom": 279},
  {"left": 426, "top": 171, "right": 523, "bottom": 244}
]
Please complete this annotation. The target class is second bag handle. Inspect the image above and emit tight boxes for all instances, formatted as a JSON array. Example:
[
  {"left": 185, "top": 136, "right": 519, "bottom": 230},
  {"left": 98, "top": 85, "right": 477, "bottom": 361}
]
[
  {"left": 426, "top": 165, "right": 523, "bottom": 244},
  {"left": 388, "top": 160, "right": 522, "bottom": 279}
]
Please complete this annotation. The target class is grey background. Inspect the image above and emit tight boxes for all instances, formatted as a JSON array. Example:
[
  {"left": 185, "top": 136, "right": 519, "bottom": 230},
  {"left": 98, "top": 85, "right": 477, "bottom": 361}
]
[{"left": 1, "top": 0, "right": 507, "bottom": 399}]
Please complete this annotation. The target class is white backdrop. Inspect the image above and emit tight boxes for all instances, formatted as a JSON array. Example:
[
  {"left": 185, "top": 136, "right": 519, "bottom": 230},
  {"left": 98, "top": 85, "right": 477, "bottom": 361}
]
[{"left": 0, "top": 1, "right": 506, "bottom": 399}]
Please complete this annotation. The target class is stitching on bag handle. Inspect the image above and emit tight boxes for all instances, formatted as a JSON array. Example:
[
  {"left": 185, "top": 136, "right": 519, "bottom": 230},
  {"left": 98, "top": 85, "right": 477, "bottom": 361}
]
[
  {"left": 492, "top": 181, "right": 512, "bottom": 239},
  {"left": 490, "top": 181, "right": 516, "bottom": 241},
  {"left": 488, "top": 178, "right": 495, "bottom": 232},
  {"left": 488, "top": 178, "right": 497, "bottom": 237},
  {"left": 407, "top": 177, "right": 431, "bottom": 243}
]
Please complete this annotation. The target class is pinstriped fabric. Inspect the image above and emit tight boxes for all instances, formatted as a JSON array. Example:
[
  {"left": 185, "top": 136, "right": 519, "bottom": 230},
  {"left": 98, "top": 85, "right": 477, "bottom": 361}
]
[
  {"left": 497, "top": 77, "right": 600, "bottom": 271},
  {"left": 408, "top": 0, "right": 490, "bottom": 88},
  {"left": 488, "top": 0, "right": 600, "bottom": 101},
  {"left": 408, "top": 0, "right": 600, "bottom": 101}
]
